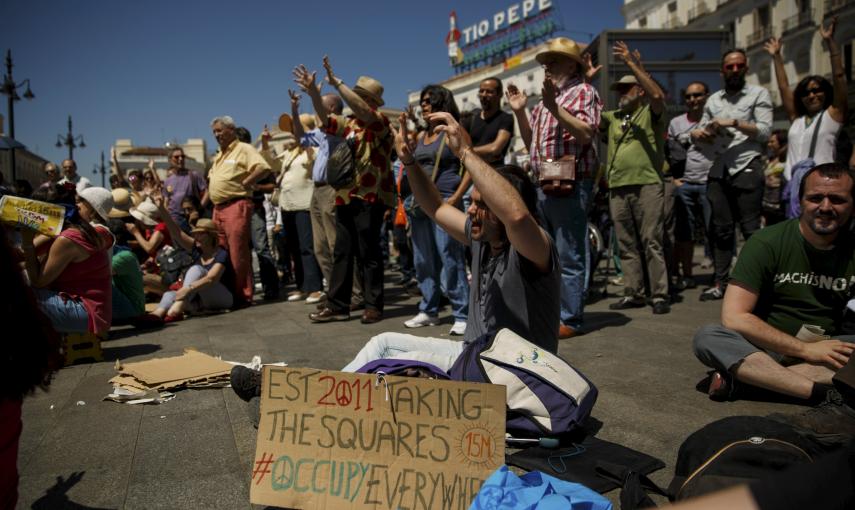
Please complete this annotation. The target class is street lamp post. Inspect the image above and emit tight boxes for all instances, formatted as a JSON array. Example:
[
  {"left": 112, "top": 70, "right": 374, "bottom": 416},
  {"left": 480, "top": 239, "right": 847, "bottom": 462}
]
[
  {"left": 1, "top": 49, "right": 35, "bottom": 182},
  {"left": 93, "top": 150, "right": 106, "bottom": 188},
  {"left": 56, "top": 115, "right": 85, "bottom": 160}
]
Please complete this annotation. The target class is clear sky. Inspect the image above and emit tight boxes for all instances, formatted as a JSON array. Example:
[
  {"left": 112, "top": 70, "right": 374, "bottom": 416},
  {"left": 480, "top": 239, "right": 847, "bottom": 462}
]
[{"left": 2, "top": 0, "right": 624, "bottom": 181}]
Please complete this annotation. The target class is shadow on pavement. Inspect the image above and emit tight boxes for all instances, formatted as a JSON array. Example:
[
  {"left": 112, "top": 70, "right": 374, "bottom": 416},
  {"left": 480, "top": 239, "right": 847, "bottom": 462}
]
[
  {"left": 584, "top": 311, "right": 631, "bottom": 333},
  {"left": 30, "top": 471, "right": 115, "bottom": 510},
  {"left": 101, "top": 343, "right": 161, "bottom": 361}
]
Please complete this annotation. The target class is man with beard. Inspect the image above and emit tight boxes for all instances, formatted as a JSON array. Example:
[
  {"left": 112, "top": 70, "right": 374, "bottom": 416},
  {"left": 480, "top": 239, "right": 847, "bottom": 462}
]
[
  {"left": 692, "top": 49, "right": 773, "bottom": 301},
  {"left": 694, "top": 163, "right": 855, "bottom": 407},
  {"left": 507, "top": 38, "right": 601, "bottom": 338},
  {"left": 469, "top": 77, "right": 515, "bottom": 168},
  {"left": 600, "top": 41, "right": 670, "bottom": 314}
]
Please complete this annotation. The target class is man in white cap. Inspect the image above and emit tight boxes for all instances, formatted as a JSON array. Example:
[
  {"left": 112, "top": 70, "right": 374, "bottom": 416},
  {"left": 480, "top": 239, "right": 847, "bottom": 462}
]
[
  {"left": 506, "top": 37, "right": 602, "bottom": 339},
  {"left": 600, "top": 41, "right": 670, "bottom": 315},
  {"left": 294, "top": 57, "right": 394, "bottom": 325}
]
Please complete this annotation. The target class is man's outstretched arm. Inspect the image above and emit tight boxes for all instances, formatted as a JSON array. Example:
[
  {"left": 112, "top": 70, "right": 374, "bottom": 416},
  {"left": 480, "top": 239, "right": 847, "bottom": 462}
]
[{"left": 430, "top": 111, "right": 552, "bottom": 272}]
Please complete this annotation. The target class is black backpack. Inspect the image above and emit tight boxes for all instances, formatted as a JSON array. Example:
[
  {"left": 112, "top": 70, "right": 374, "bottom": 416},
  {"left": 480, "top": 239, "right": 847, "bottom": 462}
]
[
  {"left": 326, "top": 136, "right": 357, "bottom": 190},
  {"left": 667, "top": 416, "right": 821, "bottom": 501}
]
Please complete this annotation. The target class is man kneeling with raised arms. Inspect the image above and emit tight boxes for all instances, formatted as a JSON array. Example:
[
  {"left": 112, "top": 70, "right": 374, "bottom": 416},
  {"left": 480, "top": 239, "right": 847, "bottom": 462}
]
[
  {"left": 232, "top": 111, "right": 560, "bottom": 399},
  {"left": 694, "top": 163, "right": 855, "bottom": 425}
]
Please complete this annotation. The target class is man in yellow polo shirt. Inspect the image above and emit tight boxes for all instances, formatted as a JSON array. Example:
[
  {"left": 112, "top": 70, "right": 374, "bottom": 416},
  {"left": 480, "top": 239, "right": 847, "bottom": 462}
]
[{"left": 209, "top": 115, "right": 271, "bottom": 307}]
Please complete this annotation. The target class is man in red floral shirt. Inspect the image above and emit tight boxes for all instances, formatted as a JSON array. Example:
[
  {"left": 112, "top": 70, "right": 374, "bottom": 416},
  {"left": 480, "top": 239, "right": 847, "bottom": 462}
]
[{"left": 295, "top": 57, "right": 393, "bottom": 324}]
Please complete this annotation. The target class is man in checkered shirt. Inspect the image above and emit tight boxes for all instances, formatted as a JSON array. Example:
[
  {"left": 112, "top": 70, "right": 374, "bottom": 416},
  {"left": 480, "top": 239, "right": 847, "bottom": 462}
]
[{"left": 507, "top": 37, "right": 602, "bottom": 340}]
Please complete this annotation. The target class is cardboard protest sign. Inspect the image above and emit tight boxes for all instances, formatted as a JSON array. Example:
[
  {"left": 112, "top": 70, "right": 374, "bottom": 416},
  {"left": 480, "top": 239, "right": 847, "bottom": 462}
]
[
  {"left": 0, "top": 195, "right": 65, "bottom": 237},
  {"left": 251, "top": 367, "right": 506, "bottom": 510}
]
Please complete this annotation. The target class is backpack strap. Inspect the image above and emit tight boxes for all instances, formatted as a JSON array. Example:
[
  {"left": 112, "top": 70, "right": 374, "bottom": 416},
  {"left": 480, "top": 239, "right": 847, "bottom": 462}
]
[{"left": 807, "top": 109, "right": 825, "bottom": 160}]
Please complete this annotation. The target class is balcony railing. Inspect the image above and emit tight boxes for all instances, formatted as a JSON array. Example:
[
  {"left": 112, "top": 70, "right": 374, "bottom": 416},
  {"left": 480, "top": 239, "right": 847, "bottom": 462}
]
[
  {"left": 688, "top": 2, "right": 710, "bottom": 21},
  {"left": 825, "top": 0, "right": 854, "bottom": 15},
  {"left": 782, "top": 10, "right": 815, "bottom": 34},
  {"left": 746, "top": 26, "right": 775, "bottom": 47},
  {"left": 716, "top": 0, "right": 737, "bottom": 7}
]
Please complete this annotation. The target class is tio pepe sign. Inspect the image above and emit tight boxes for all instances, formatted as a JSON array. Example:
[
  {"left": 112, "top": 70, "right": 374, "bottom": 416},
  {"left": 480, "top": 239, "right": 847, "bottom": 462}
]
[
  {"left": 250, "top": 367, "right": 506, "bottom": 510},
  {"left": 460, "top": 0, "right": 553, "bottom": 47}
]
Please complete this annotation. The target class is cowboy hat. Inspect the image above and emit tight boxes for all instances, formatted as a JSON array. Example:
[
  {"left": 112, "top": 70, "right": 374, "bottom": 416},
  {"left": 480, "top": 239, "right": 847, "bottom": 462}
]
[
  {"left": 535, "top": 37, "right": 585, "bottom": 69},
  {"left": 353, "top": 76, "right": 385, "bottom": 107},
  {"left": 190, "top": 218, "right": 218, "bottom": 236},
  {"left": 610, "top": 75, "right": 640, "bottom": 90},
  {"left": 108, "top": 188, "right": 132, "bottom": 218}
]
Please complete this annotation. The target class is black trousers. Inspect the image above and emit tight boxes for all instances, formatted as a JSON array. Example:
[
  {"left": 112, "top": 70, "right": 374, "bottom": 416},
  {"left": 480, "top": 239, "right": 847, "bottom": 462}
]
[
  {"left": 327, "top": 199, "right": 387, "bottom": 313},
  {"left": 707, "top": 158, "right": 764, "bottom": 286}
]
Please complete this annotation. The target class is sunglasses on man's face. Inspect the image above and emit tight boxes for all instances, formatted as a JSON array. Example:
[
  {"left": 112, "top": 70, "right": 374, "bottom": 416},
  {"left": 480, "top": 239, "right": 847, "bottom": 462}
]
[
  {"left": 685, "top": 92, "right": 706, "bottom": 99},
  {"left": 723, "top": 63, "right": 746, "bottom": 72}
]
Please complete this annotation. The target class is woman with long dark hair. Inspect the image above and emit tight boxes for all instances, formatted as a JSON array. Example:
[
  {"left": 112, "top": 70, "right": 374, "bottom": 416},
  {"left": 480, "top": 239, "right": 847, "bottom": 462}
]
[
  {"left": 765, "top": 17, "right": 848, "bottom": 182},
  {"left": 403, "top": 84, "right": 470, "bottom": 335}
]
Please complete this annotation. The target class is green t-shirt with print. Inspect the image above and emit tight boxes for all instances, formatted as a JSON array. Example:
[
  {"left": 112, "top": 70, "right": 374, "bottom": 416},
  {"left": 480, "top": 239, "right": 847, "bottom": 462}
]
[
  {"left": 730, "top": 219, "right": 855, "bottom": 336},
  {"left": 602, "top": 104, "right": 666, "bottom": 188},
  {"left": 112, "top": 249, "right": 145, "bottom": 315}
]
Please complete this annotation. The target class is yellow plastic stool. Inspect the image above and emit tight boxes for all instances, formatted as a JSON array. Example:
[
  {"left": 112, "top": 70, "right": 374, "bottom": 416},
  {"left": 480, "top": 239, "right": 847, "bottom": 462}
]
[{"left": 62, "top": 332, "right": 104, "bottom": 366}]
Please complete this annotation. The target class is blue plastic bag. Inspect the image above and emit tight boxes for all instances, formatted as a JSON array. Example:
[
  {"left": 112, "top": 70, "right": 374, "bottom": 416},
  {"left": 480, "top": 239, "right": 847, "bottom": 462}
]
[{"left": 469, "top": 465, "right": 613, "bottom": 510}]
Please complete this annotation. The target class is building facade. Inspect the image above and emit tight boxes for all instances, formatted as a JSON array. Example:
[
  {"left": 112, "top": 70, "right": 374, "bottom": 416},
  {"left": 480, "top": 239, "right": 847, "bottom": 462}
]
[
  {"left": 112, "top": 138, "right": 207, "bottom": 180},
  {"left": 622, "top": 0, "right": 855, "bottom": 123}
]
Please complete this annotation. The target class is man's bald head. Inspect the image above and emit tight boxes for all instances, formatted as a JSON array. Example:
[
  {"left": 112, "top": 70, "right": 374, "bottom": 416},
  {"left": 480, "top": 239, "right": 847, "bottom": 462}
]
[{"left": 322, "top": 94, "right": 344, "bottom": 115}]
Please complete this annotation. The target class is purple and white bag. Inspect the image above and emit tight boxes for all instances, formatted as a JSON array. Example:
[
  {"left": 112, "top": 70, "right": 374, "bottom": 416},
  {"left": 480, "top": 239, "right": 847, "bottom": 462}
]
[{"left": 449, "top": 328, "right": 598, "bottom": 438}]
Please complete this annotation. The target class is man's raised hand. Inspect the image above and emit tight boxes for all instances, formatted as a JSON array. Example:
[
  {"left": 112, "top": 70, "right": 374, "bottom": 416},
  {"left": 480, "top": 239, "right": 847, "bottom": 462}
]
[
  {"left": 425, "top": 112, "right": 472, "bottom": 159},
  {"left": 322, "top": 55, "right": 340, "bottom": 87},
  {"left": 820, "top": 16, "right": 836, "bottom": 42},
  {"left": 293, "top": 65, "right": 319, "bottom": 95},
  {"left": 392, "top": 113, "right": 415, "bottom": 163},
  {"left": 505, "top": 84, "right": 527, "bottom": 112},
  {"left": 763, "top": 37, "right": 782, "bottom": 57},
  {"left": 542, "top": 78, "right": 559, "bottom": 113},
  {"left": 288, "top": 89, "right": 301, "bottom": 108},
  {"left": 583, "top": 53, "right": 602, "bottom": 82}
]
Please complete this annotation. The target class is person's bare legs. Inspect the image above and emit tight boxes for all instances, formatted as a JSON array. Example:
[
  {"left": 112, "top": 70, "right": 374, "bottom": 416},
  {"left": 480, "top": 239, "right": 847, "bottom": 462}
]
[{"left": 733, "top": 352, "right": 833, "bottom": 399}]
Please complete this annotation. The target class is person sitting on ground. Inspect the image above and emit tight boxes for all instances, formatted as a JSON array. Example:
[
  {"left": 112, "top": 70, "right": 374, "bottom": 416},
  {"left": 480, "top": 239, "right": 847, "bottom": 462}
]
[
  {"left": 107, "top": 218, "right": 146, "bottom": 324},
  {"left": 19, "top": 189, "right": 113, "bottom": 336},
  {"left": 126, "top": 200, "right": 172, "bottom": 263},
  {"left": 151, "top": 197, "right": 234, "bottom": 322},
  {"left": 180, "top": 195, "right": 205, "bottom": 231},
  {"left": 693, "top": 163, "right": 855, "bottom": 411}
]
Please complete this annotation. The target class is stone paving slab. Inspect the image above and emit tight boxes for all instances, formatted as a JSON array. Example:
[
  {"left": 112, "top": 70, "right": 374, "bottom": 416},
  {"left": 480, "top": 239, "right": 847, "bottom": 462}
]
[{"left": 15, "top": 273, "right": 807, "bottom": 509}]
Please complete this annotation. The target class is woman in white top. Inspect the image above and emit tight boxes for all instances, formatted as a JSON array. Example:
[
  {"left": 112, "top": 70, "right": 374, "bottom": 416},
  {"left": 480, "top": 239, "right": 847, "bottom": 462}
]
[
  {"left": 765, "top": 17, "right": 848, "bottom": 181},
  {"left": 263, "top": 99, "right": 324, "bottom": 304}
]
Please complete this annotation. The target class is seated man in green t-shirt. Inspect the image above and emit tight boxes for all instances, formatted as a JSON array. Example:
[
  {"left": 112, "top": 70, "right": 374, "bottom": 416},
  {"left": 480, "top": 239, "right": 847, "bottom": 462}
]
[
  {"left": 694, "top": 163, "right": 855, "bottom": 409},
  {"left": 108, "top": 218, "right": 147, "bottom": 324}
]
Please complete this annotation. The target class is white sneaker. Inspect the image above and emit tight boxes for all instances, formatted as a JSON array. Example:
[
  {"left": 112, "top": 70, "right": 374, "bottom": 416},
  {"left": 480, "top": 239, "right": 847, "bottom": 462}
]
[
  {"left": 305, "top": 291, "right": 326, "bottom": 304},
  {"left": 449, "top": 320, "right": 467, "bottom": 336},
  {"left": 404, "top": 312, "right": 440, "bottom": 328}
]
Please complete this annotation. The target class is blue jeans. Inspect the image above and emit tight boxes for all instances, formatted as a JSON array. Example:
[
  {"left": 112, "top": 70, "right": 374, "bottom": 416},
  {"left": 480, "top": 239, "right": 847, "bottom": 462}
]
[
  {"left": 674, "top": 182, "right": 711, "bottom": 243},
  {"left": 536, "top": 180, "right": 593, "bottom": 330},
  {"left": 158, "top": 264, "right": 234, "bottom": 312},
  {"left": 251, "top": 205, "right": 278, "bottom": 297},
  {"left": 409, "top": 205, "right": 470, "bottom": 321},
  {"left": 34, "top": 288, "right": 89, "bottom": 333},
  {"left": 282, "top": 210, "right": 323, "bottom": 293}
]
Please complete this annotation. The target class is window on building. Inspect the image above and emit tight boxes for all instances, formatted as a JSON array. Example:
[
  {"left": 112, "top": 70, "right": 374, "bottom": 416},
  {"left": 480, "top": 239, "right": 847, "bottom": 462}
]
[
  {"left": 639, "top": 17, "right": 647, "bottom": 28},
  {"left": 668, "top": 2, "right": 678, "bottom": 12},
  {"left": 754, "top": 5, "right": 770, "bottom": 31},
  {"left": 797, "top": 0, "right": 811, "bottom": 13}
]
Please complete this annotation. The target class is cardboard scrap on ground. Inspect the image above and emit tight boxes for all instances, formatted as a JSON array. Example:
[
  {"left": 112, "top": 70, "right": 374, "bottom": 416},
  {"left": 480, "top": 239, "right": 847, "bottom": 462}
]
[{"left": 109, "top": 349, "right": 233, "bottom": 393}]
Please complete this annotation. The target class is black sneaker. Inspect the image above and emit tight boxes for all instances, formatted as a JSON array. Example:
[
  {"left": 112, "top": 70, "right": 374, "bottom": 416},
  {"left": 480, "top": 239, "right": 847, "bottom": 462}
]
[
  {"left": 769, "top": 389, "right": 855, "bottom": 436},
  {"left": 652, "top": 299, "right": 671, "bottom": 314},
  {"left": 708, "top": 370, "right": 737, "bottom": 401},
  {"left": 230, "top": 366, "right": 262, "bottom": 402},
  {"left": 609, "top": 296, "right": 646, "bottom": 310},
  {"left": 699, "top": 286, "right": 724, "bottom": 301}
]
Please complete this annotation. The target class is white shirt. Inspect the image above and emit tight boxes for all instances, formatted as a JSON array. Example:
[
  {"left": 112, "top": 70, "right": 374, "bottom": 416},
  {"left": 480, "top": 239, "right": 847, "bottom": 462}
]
[
  {"left": 276, "top": 147, "right": 315, "bottom": 212},
  {"left": 59, "top": 174, "right": 91, "bottom": 193},
  {"left": 784, "top": 109, "right": 842, "bottom": 181}
]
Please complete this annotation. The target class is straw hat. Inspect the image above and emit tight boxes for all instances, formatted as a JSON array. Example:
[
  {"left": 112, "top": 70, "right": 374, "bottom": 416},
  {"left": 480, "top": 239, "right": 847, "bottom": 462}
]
[
  {"left": 610, "top": 75, "right": 640, "bottom": 90},
  {"left": 130, "top": 200, "right": 160, "bottom": 227},
  {"left": 77, "top": 187, "right": 114, "bottom": 223},
  {"left": 353, "top": 76, "right": 385, "bottom": 107},
  {"left": 108, "top": 188, "right": 132, "bottom": 218},
  {"left": 190, "top": 218, "right": 218, "bottom": 237},
  {"left": 535, "top": 37, "right": 585, "bottom": 69}
]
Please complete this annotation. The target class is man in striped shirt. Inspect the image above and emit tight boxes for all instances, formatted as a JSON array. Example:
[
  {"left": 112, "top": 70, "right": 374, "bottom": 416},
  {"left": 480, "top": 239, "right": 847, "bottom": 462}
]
[{"left": 507, "top": 37, "right": 601, "bottom": 340}]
